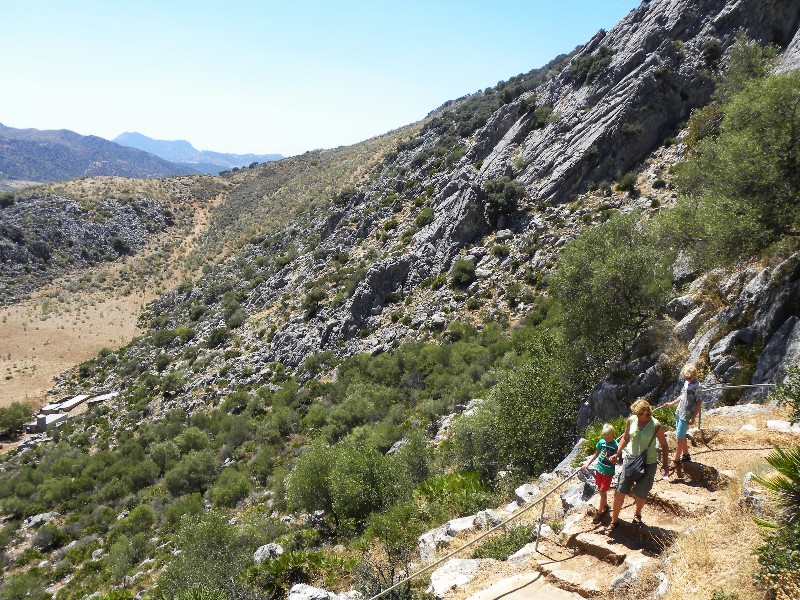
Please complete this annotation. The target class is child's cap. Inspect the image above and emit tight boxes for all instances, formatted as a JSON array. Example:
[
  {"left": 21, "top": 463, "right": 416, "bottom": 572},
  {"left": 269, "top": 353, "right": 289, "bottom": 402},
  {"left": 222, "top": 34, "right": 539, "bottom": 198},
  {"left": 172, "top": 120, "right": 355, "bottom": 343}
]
[{"left": 601, "top": 423, "right": 616, "bottom": 438}]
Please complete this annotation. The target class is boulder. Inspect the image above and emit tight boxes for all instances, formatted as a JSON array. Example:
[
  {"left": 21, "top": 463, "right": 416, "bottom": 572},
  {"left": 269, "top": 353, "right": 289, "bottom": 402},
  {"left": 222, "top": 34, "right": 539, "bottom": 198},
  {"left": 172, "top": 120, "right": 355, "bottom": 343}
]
[
  {"left": 514, "top": 483, "right": 540, "bottom": 505},
  {"left": 254, "top": 543, "right": 284, "bottom": 564},
  {"left": 427, "top": 558, "right": 489, "bottom": 598},
  {"left": 23, "top": 512, "right": 59, "bottom": 529},
  {"left": 418, "top": 526, "right": 454, "bottom": 562},
  {"left": 561, "top": 481, "right": 595, "bottom": 512},
  {"left": 445, "top": 516, "right": 476, "bottom": 537},
  {"left": 474, "top": 509, "right": 507, "bottom": 529}
]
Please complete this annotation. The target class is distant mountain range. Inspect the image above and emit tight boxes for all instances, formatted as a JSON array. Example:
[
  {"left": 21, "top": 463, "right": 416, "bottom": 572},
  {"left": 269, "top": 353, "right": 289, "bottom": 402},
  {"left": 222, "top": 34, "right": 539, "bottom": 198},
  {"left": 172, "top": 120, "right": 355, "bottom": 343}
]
[
  {"left": 0, "top": 123, "right": 198, "bottom": 182},
  {"left": 114, "top": 132, "right": 282, "bottom": 175}
]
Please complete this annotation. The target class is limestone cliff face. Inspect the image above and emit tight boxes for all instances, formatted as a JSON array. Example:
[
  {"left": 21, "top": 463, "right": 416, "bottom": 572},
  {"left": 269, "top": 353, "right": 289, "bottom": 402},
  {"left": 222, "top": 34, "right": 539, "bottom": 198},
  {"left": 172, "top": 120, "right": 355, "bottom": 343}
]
[
  {"left": 579, "top": 254, "right": 800, "bottom": 429},
  {"left": 105, "top": 0, "right": 800, "bottom": 419},
  {"left": 498, "top": 0, "right": 800, "bottom": 202},
  {"left": 266, "top": 0, "right": 800, "bottom": 367}
]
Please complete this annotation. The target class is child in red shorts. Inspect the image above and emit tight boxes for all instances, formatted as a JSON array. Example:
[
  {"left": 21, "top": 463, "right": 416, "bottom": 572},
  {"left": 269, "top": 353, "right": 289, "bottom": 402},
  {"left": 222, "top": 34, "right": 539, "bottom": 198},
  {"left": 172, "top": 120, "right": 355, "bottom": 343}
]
[{"left": 580, "top": 423, "right": 618, "bottom": 524}]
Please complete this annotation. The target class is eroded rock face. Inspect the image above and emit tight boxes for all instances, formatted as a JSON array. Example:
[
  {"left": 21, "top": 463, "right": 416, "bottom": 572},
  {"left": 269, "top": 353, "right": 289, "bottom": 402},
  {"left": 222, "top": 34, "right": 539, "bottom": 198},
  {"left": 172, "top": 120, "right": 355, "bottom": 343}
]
[
  {"left": 580, "top": 253, "right": 800, "bottom": 430},
  {"left": 258, "top": 0, "right": 800, "bottom": 371},
  {"left": 0, "top": 194, "right": 172, "bottom": 304},
  {"left": 514, "top": 0, "right": 800, "bottom": 203}
]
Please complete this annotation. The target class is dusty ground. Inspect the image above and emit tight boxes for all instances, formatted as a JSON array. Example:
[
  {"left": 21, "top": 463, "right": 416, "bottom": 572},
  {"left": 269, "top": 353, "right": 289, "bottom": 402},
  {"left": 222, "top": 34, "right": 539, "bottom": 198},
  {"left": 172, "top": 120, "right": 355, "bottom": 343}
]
[
  {"left": 0, "top": 285, "right": 153, "bottom": 408},
  {"left": 0, "top": 188, "right": 222, "bottom": 409},
  {"left": 433, "top": 403, "right": 799, "bottom": 600}
]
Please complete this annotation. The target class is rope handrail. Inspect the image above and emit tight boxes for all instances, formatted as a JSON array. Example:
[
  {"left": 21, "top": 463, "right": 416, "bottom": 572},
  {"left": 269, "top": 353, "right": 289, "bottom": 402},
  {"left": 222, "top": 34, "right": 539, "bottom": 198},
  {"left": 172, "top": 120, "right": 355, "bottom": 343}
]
[
  {"left": 367, "top": 466, "right": 583, "bottom": 600},
  {"left": 368, "top": 383, "right": 778, "bottom": 600}
]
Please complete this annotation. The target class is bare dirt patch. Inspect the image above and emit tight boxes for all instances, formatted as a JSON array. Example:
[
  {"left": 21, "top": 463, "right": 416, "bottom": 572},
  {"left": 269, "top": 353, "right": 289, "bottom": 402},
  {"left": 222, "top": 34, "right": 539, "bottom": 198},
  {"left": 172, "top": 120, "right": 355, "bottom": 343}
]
[
  {"left": 0, "top": 184, "right": 223, "bottom": 408},
  {"left": 0, "top": 286, "right": 153, "bottom": 408}
]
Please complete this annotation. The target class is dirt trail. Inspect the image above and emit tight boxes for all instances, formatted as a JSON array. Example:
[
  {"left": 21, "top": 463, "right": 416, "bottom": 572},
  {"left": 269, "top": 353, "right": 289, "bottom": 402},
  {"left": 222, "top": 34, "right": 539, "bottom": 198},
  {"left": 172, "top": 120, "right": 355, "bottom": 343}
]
[
  {"left": 429, "top": 404, "right": 799, "bottom": 600},
  {"left": 0, "top": 192, "right": 223, "bottom": 409}
]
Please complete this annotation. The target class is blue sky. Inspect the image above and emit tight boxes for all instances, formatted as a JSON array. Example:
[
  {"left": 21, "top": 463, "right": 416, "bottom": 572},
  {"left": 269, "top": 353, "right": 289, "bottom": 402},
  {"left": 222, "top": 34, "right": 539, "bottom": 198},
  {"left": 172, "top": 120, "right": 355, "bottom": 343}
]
[{"left": 2, "top": 1, "right": 640, "bottom": 156}]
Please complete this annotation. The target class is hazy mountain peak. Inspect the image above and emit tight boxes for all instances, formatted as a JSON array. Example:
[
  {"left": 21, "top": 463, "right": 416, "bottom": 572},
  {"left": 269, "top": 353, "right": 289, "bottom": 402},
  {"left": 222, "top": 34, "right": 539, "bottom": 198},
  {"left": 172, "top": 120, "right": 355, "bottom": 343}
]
[{"left": 114, "top": 131, "right": 283, "bottom": 174}]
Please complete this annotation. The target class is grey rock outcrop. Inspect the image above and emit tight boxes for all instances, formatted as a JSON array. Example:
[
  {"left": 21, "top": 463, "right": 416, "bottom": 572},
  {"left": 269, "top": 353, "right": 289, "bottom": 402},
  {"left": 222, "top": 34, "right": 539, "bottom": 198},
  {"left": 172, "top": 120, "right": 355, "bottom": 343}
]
[
  {"left": 0, "top": 193, "right": 173, "bottom": 305},
  {"left": 580, "top": 253, "right": 800, "bottom": 429},
  {"left": 246, "top": 0, "right": 800, "bottom": 371},
  {"left": 254, "top": 543, "right": 284, "bottom": 564},
  {"left": 515, "top": 0, "right": 800, "bottom": 203}
]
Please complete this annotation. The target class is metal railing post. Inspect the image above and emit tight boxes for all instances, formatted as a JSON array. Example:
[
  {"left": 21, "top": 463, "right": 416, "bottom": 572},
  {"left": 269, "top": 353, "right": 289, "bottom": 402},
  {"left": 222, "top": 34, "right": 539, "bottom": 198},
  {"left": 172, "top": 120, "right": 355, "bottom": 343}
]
[{"left": 535, "top": 496, "right": 547, "bottom": 552}]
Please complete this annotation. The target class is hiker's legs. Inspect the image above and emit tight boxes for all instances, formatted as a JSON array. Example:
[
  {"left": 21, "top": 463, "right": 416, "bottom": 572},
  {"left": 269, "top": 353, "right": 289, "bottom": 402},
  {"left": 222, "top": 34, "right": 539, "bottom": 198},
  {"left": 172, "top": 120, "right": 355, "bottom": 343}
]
[
  {"left": 674, "top": 417, "right": 689, "bottom": 461},
  {"left": 634, "top": 495, "right": 647, "bottom": 517},
  {"left": 611, "top": 490, "right": 626, "bottom": 523},
  {"left": 598, "top": 489, "right": 608, "bottom": 512}
]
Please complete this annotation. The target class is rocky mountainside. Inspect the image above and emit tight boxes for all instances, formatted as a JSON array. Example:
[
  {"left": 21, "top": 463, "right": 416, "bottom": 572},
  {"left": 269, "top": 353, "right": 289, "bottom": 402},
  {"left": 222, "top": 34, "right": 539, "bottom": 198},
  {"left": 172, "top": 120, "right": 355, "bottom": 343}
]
[
  {"left": 2, "top": 1, "right": 800, "bottom": 598},
  {"left": 0, "top": 124, "right": 198, "bottom": 182},
  {"left": 129, "top": 0, "right": 799, "bottom": 376},
  {"left": 0, "top": 175, "right": 225, "bottom": 305},
  {"left": 33, "top": 0, "right": 800, "bottom": 414},
  {"left": 114, "top": 132, "right": 283, "bottom": 175}
]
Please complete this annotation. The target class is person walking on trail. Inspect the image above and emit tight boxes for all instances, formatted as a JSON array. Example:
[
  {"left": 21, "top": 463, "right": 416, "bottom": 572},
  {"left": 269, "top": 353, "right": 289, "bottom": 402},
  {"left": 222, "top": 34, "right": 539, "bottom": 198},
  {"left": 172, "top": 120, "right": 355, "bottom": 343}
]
[
  {"left": 663, "top": 363, "right": 701, "bottom": 473},
  {"left": 607, "top": 399, "right": 670, "bottom": 533},
  {"left": 580, "top": 423, "right": 618, "bottom": 524}
]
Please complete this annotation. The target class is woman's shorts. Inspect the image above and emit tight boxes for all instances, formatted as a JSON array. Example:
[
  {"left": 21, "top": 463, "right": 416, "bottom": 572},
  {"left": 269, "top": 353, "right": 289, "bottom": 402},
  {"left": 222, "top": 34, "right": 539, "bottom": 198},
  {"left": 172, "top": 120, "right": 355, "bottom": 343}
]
[
  {"left": 594, "top": 471, "right": 613, "bottom": 491},
  {"left": 616, "top": 460, "right": 658, "bottom": 499},
  {"left": 675, "top": 417, "right": 690, "bottom": 439}
]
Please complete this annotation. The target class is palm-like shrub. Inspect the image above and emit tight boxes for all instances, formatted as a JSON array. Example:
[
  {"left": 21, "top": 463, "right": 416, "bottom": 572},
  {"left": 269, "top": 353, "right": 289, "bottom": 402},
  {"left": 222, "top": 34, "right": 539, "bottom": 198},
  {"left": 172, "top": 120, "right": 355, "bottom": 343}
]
[
  {"left": 754, "top": 445, "right": 800, "bottom": 527},
  {"left": 754, "top": 445, "right": 800, "bottom": 599}
]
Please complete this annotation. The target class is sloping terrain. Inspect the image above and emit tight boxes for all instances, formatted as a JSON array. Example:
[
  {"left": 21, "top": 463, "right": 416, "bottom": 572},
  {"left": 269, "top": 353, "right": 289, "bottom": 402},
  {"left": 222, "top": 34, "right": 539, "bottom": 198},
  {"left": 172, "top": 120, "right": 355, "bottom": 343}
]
[
  {"left": 0, "top": 1, "right": 799, "bottom": 598},
  {"left": 425, "top": 404, "right": 800, "bottom": 600},
  {"left": 0, "top": 124, "right": 198, "bottom": 182}
]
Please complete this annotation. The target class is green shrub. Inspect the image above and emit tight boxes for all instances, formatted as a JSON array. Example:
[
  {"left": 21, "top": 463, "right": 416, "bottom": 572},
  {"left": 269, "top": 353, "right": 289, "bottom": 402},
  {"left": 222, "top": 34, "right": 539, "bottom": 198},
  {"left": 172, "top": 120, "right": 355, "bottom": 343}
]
[
  {"left": 302, "top": 287, "right": 327, "bottom": 317},
  {"left": 533, "top": 105, "right": 553, "bottom": 128},
  {"left": 114, "top": 504, "right": 156, "bottom": 537},
  {"left": 415, "top": 207, "right": 434, "bottom": 227},
  {"left": 0, "top": 572, "right": 50, "bottom": 600},
  {"left": 415, "top": 471, "right": 495, "bottom": 518},
  {"left": 209, "top": 467, "right": 251, "bottom": 508},
  {"left": 423, "top": 273, "right": 447, "bottom": 290},
  {"left": 287, "top": 438, "right": 414, "bottom": 531},
  {"left": 550, "top": 212, "right": 672, "bottom": 386},
  {"left": 0, "top": 402, "right": 33, "bottom": 437},
  {"left": 492, "top": 244, "right": 510, "bottom": 258},
  {"left": 156, "top": 511, "right": 249, "bottom": 597},
  {"left": 449, "top": 331, "right": 575, "bottom": 480},
  {"left": 753, "top": 445, "right": 800, "bottom": 598},
  {"left": 569, "top": 45, "right": 614, "bottom": 85},
  {"left": 471, "top": 524, "right": 533, "bottom": 559},
  {"left": 164, "top": 493, "right": 204, "bottom": 530},
  {"left": 205, "top": 327, "right": 230, "bottom": 349},
  {"left": 175, "top": 427, "right": 210, "bottom": 455},
  {"left": 32, "top": 523, "right": 70, "bottom": 550},
  {"left": 155, "top": 353, "right": 172, "bottom": 372},
  {"left": 615, "top": 172, "right": 638, "bottom": 192},
  {"left": 667, "top": 70, "right": 800, "bottom": 267},
  {"left": 240, "top": 550, "right": 324, "bottom": 598},
  {"left": 164, "top": 450, "right": 217, "bottom": 496},
  {"left": 153, "top": 329, "right": 179, "bottom": 348},
  {"left": 772, "top": 364, "right": 800, "bottom": 424},
  {"left": 449, "top": 259, "right": 476, "bottom": 288},
  {"left": 483, "top": 176, "right": 525, "bottom": 227},
  {"left": 107, "top": 533, "right": 153, "bottom": 583}
]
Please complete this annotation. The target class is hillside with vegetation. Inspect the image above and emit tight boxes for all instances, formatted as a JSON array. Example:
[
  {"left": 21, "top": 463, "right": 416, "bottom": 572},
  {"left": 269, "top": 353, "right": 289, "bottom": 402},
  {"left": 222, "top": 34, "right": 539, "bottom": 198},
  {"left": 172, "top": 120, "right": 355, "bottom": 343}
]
[
  {"left": 0, "top": 0, "right": 800, "bottom": 598},
  {"left": 113, "top": 132, "right": 283, "bottom": 176},
  {"left": 0, "top": 124, "right": 198, "bottom": 183}
]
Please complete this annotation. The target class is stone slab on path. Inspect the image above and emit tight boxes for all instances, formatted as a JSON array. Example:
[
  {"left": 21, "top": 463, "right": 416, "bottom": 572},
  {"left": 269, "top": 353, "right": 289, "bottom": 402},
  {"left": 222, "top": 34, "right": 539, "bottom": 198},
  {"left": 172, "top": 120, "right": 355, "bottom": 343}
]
[
  {"left": 536, "top": 553, "right": 619, "bottom": 597},
  {"left": 465, "top": 571, "right": 583, "bottom": 600}
]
